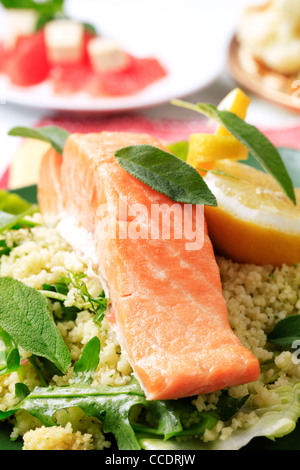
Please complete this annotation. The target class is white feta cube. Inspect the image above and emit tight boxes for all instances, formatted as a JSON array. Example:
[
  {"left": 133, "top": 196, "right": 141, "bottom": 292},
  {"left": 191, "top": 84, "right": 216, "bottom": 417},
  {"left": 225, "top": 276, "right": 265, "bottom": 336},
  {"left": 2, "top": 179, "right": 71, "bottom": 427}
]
[
  {"left": 88, "top": 37, "right": 129, "bottom": 72},
  {"left": 4, "top": 9, "right": 38, "bottom": 49},
  {"left": 44, "top": 19, "right": 84, "bottom": 64}
]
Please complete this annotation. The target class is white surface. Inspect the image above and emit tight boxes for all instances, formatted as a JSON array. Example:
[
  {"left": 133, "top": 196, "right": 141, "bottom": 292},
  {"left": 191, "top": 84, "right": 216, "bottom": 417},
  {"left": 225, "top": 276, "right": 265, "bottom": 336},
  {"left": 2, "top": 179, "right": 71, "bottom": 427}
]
[{"left": 1, "top": 0, "right": 300, "bottom": 182}]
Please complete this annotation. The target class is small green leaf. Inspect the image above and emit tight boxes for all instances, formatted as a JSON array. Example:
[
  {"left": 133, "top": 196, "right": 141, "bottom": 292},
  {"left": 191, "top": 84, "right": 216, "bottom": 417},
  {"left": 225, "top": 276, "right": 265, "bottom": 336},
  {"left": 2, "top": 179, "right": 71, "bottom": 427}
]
[
  {"left": 8, "top": 125, "right": 70, "bottom": 156},
  {"left": 215, "top": 391, "right": 250, "bottom": 422},
  {"left": 172, "top": 100, "right": 296, "bottom": 205},
  {"left": 0, "top": 327, "right": 20, "bottom": 376},
  {"left": 0, "top": 190, "right": 32, "bottom": 215},
  {"left": 268, "top": 315, "right": 300, "bottom": 346},
  {"left": 115, "top": 145, "right": 217, "bottom": 206},
  {"left": 0, "top": 277, "right": 71, "bottom": 374},
  {"left": 0, "top": 205, "right": 39, "bottom": 234},
  {"left": 72, "top": 337, "right": 100, "bottom": 385}
]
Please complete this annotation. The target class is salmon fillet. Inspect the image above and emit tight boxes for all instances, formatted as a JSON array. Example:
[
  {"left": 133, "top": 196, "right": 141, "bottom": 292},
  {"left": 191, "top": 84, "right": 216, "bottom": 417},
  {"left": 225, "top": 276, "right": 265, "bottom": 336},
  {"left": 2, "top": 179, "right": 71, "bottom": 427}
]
[{"left": 38, "top": 131, "right": 260, "bottom": 400}]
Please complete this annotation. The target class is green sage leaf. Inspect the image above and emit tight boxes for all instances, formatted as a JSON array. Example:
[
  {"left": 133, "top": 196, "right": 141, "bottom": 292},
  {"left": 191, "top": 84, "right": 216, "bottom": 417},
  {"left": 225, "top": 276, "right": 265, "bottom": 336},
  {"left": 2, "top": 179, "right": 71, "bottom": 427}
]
[
  {"left": 115, "top": 145, "right": 217, "bottom": 206},
  {"left": 8, "top": 125, "right": 70, "bottom": 156},
  {"left": 172, "top": 100, "right": 296, "bottom": 205},
  {"left": 0, "top": 277, "right": 71, "bottom": 374}
]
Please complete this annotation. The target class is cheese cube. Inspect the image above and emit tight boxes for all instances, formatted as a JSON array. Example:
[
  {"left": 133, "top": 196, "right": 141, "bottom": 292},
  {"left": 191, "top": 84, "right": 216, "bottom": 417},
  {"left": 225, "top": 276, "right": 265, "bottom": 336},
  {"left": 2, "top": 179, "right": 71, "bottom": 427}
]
[
  {"left": 44, "top": 20, "right": 84, "bottom": 64},
  {"left": 88, "top": 37, "right": 129, "bottom": 72},
  {"left": 4, "top": 9, "right": 38, "bottom": 49}
]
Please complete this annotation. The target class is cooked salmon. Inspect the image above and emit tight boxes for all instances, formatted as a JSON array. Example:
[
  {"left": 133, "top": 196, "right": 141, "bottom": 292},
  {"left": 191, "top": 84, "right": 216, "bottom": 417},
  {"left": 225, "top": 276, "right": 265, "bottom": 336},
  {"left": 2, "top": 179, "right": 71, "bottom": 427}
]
[{"left": 38, "top": 131, "right": 260, "bottom": 400}]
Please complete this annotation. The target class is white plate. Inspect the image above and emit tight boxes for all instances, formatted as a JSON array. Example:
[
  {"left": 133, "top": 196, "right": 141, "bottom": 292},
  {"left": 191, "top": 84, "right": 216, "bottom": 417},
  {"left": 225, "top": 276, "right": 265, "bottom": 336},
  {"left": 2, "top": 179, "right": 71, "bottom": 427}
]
[{"left": 0, "top": 0, "right": 225, "bottom": 112}]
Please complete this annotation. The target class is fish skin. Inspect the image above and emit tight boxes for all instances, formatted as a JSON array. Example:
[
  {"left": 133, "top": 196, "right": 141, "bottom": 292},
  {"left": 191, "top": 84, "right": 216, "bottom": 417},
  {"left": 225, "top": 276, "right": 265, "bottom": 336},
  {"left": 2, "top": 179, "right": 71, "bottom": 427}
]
[{"left": 38, "top": 131, "right": 260, "bottom": 400}]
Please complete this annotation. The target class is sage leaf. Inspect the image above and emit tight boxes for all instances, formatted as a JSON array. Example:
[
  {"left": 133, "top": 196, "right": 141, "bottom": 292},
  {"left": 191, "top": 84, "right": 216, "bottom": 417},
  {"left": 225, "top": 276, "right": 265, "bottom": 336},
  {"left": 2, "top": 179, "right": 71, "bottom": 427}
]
[
  {"left": 115, "top": 145, "right": 217, "bottom": 206},
  {"left": 8, "top": 125, "right": 70, "bottom": 156},
  {"left": 172, "top": 100, "right": 296, "bottom": 205},
  {"left": 0, "top": 277, "right": 71, "bottom": 374},
  {"left": 268, "top": 315, "right": 300, "bottom": 346}
]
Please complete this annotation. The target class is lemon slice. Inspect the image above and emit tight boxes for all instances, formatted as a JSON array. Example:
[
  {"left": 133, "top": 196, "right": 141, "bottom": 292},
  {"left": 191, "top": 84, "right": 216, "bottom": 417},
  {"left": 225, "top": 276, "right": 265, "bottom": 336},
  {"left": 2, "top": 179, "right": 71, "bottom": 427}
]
[{"left": 203, "top": 160, "right": 300, "bottom": 266}]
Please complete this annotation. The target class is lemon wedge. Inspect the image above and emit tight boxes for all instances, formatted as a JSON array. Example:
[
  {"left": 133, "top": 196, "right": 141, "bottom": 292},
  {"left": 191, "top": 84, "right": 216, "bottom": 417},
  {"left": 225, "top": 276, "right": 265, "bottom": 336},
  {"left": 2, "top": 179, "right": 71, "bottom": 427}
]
[
  {"left": 187, "top": 134, "right": 248, "bottom": 169},
  {"left": 187, "top": 88, "right": 250, "bottom": 169},
  {"left": 203, "top": 160, "right": 300, "bottom": 266}
]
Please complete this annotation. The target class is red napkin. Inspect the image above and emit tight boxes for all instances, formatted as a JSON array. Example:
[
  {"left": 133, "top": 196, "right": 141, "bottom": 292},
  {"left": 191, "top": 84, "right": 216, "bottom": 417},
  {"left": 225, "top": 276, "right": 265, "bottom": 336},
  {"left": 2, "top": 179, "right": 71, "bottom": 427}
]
[{"left": 2, "top": 113, "right": 300, "bottom": 189}]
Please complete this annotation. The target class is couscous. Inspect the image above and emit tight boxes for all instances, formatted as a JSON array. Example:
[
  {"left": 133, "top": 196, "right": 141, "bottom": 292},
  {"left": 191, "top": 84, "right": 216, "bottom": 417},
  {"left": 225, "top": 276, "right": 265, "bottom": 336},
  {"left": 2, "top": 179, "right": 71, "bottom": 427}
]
[{"left": 0, "top": 208, "right": 299, "bottom": 450}]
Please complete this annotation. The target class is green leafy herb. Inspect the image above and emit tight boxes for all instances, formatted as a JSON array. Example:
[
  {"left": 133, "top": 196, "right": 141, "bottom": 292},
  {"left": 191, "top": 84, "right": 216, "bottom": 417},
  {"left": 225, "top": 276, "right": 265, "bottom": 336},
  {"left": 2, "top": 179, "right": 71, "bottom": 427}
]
[
  {"left": 0, "top": 240, "right": 14, "bottom": 257},
  {"left": 0, "top": 277, "right": 71, "bottom": 374},
  {"left": 0, "top": 327, "right": 20, "bottom": 377},
  {"left": 0, "top": 206, "right": 39, "bottom": 234},
  {"left": 115, "top": 145, "right": 217, "bottom": 206},
  {"left": 268, "top": 315, "right": 300, "bottom": 346},
  {"left": 8, "top": 125, "right": 70, "bottom": 156},
  {"left": 172, "top": 100, "right": 296, "bottom": 205},
  {"left": 0, "top": 190, "right": 32, "bottom": 215},
  {"left": 72, "top": 337, "right": 100, "bottom": 385},
  {"left": 0, "top": 377, "right": 217, "bottom": 450},
  {"left": 215, "top": 391, "right": 250, "bottom": 422}
]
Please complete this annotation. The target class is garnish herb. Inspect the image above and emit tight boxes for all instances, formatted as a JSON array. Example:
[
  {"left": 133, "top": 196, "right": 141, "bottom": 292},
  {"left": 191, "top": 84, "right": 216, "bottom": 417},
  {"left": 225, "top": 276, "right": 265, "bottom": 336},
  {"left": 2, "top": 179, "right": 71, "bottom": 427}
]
[
  {"left": 172, "top": 99, "right": 296, "bottom": 205},
  {"left": 268, "top": 315, "right": 300, "bottom": 346},
  {"left": 0, "top": 190, "right": 39, "bottom": 234},
  {"left": 0, "top": 377, "right": 217, "bottom": 450},
  {"left": 8, "top": 126, "right": 70, "bottom": 156},
  {"left": 72, "top": 336, "right": 101, "bottom": 385},
  {"left": 115, "top": 145, "right": 217, "bottom": 207},
  {"left": 0, "top": 327, "right": 20, "bottom": 377},
  {"left": 0, "top": 277, "right": 71, "bottom": 374},
  {"left": 215, "top": 391, "right": 250, "bottom": 422},
  {"left": 40, "top": 272, "right": 109, "bottom": 323}
]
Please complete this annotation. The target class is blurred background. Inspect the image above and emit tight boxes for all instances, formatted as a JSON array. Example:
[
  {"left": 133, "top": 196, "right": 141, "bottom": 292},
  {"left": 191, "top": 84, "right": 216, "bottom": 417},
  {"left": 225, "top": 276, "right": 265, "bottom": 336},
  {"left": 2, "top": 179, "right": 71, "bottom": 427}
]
[{"left": 1, "top": 0, "right": 300, "bottom": 186}]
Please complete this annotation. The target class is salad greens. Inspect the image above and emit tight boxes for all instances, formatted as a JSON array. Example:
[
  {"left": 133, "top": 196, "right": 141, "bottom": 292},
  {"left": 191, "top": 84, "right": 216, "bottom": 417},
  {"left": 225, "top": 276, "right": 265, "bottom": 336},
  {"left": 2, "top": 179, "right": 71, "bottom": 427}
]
[
  {"left": 268, "top": 315, "right": 300, "bottom": 347},
  {"left": 40, "top": 271, "right": 109, "bottom": 324}
]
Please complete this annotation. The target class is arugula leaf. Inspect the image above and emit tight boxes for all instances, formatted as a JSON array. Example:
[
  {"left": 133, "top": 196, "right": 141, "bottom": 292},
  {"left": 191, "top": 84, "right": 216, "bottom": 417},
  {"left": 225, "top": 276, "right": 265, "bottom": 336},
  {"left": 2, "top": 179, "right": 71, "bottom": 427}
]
[
  {"left": 0, "top": 277, "right": 71, "bottom": 374},
  {"left": 0, "top": 377, "right": 216, "bottom": 450},
  {"left": 115, "top": 145, "right": 217, "bottom": 206},
  {"left": 215, "top": 391, "right": 250, "bottom": 422},
  {"left": 72, "top": 337, "right": 100, "bottom": 385},
  {"left": 172, "top": 100, "right": 296, "bottom": 205},
  {"left": 268, "top": 315, "right": 300, "bottom": 346},
  {"left": 8, "top": 126, "right": 70, "bottom": 156}
]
